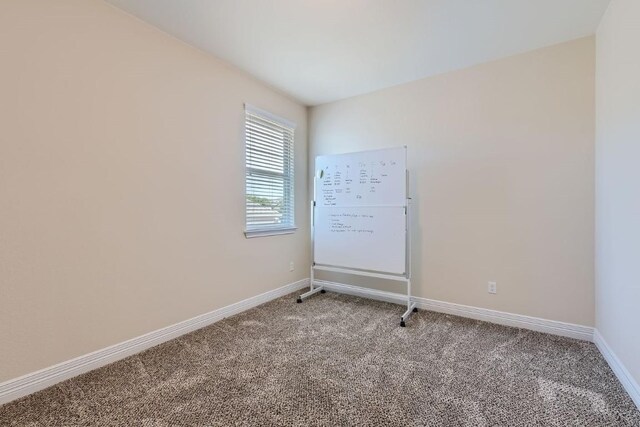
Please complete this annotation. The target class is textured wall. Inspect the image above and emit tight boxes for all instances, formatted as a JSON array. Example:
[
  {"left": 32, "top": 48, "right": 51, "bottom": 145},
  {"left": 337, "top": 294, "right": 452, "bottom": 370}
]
[
  {"left": 310, "top": 38, "right": 595, "bottom": 327},
  {"left": 595, "top": 0, "right": 640, "bottom": 388},
  {"left": 0, "top": 0, "right": 308, "bottom": 382}
]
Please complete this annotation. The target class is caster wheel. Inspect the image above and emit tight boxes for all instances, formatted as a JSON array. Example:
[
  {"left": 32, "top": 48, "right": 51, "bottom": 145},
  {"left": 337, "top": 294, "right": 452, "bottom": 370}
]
[
  {"left": 320, "top": 289, "right": 326, "bottom": 294},
  {"left": 296, "top": 298, "right": 302, "bottom": 304},
  {"left": 400, "top": 321, "right": 406, "bottom": 327},
  {"left": 413, "top": 307, "right": 418, "bottom": 313}
]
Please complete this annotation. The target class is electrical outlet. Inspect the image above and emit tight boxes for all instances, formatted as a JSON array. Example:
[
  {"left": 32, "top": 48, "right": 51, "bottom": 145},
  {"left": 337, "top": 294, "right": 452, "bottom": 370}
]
[
  {"left": 289, "top": 261, "right": 294, "bottom": 272},
  {"left": 488, "top": 281, "right": 497, "bottom": 294}
]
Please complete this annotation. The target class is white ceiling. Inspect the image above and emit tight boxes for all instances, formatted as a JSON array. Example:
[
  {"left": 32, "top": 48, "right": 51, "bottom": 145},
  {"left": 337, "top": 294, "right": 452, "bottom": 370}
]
[{"left": 104, "top": 0, "right": 610, "bottom": 106}]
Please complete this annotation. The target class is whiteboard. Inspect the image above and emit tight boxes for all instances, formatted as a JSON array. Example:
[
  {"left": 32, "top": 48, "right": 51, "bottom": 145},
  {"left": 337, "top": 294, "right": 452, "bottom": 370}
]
[
  {"left": 315, "top": 146, "right": 406, "bottom": 207},
  {"left": 313, "top": 147, "right": 408, "bottom": 275},
  {"left": 314, "top": 206, "right": 407, "bottom": 274}
]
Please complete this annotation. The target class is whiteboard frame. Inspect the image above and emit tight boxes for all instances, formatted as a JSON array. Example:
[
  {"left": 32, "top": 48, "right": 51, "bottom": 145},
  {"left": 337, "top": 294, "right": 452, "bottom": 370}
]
[{"left": 298, "top": 149, "right": 416, "bottom": 326}]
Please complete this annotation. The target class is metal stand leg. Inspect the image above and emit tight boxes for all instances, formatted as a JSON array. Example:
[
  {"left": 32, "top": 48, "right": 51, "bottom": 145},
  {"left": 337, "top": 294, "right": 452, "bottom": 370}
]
[
  {"left": 400, "top": 279, "right": 417, "bottom": 327},
  {"left": 297, "top": 266, "right": 324, "bottom": 303}
]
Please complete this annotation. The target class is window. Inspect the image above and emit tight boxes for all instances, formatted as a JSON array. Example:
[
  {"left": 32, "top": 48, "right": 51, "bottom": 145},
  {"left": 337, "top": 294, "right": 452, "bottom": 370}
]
[{"left": 244, "top": 104, "right": 296, "bottom": 238}]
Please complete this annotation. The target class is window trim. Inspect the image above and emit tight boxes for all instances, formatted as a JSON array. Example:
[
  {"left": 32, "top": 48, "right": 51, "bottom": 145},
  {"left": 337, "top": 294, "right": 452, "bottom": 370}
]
[
  {"left": 244, "top": 226, "right": 298, "bottom": 239},
  {"left": 243, "top": 103, "right": 296, "bottom": 238}
]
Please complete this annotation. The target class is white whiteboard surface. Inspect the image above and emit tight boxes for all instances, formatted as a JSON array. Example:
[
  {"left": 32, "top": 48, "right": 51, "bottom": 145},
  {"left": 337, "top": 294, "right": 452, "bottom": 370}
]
[
  {"left": 314, "top": 206, "right": 406, "bottom": 274},
  {"left": 315, "top": 146, "right": 406, "bottom": 207}
]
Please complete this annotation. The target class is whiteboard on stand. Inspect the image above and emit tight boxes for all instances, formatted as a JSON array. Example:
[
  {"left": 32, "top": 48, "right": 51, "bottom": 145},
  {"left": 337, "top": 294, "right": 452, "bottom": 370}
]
[{"left": 313, "top": 146, "right": 408, "bottom": 275}]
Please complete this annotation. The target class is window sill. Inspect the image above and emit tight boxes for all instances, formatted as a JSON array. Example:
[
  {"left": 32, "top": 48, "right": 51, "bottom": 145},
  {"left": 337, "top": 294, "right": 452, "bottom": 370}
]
[{"left": 244, "top": 226, "right": 298, "bottom": 239}]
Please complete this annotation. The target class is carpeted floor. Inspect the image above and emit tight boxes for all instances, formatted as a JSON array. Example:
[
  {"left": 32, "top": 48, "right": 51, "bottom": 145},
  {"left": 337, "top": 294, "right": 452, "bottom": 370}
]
[{"left": 1, "top": 292, "right": 639, "bottom": 426}]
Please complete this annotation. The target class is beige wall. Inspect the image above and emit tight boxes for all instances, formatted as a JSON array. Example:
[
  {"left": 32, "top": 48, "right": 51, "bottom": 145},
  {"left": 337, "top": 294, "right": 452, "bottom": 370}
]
[
  {"left": 310, "top": 37, "right": 595, "bottom": 326},
  {"left": 596, "top": 0, "right": 640, "bottom": 386},
  {"left": 0, "top": 0, "right": 308, "bottom": 382}
]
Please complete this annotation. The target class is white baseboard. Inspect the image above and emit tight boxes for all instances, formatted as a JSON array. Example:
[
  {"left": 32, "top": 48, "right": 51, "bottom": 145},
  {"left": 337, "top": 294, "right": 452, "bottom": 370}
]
[
  {"left": 313, "top": 280, "right": 594, "bottom": 341},
  {"left": 593, "top": 329, "right": 640, "bottom": 409},
  {"left": 0, "top": 278, "right": 309, "bottom": 406}
]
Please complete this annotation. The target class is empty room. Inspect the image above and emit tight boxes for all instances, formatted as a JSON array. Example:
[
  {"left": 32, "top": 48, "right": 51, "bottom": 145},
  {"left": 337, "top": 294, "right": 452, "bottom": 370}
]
[{"left": 1, "top": 0, "right": 639, "bottom": 425}]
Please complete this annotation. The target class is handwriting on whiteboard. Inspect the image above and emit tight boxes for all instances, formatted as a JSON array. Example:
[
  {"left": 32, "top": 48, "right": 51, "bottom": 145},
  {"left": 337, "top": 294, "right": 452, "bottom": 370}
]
[
  {"left": 328, "top": 213, "right": 375, "bottom": 234},
  {"left": 318, "top": 158, "right": 402, "bottom": 207}
]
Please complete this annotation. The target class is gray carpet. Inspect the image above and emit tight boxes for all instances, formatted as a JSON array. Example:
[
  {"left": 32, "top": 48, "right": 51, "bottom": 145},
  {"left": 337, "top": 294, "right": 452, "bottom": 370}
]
[{"left": 1, "top": 291, "right": 639, "bottom": 426}]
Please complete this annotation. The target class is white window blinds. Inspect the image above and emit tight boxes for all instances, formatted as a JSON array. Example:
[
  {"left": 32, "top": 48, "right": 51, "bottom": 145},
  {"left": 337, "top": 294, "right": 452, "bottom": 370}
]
[{"left": 244, "top": 105, "right": 296, "bottom": 237}]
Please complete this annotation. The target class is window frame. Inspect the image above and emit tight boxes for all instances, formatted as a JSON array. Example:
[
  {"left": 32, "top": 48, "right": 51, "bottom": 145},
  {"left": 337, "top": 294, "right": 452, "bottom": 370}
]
[{"left": 243, "top": 104, "right": 297, "bottom": 238}]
